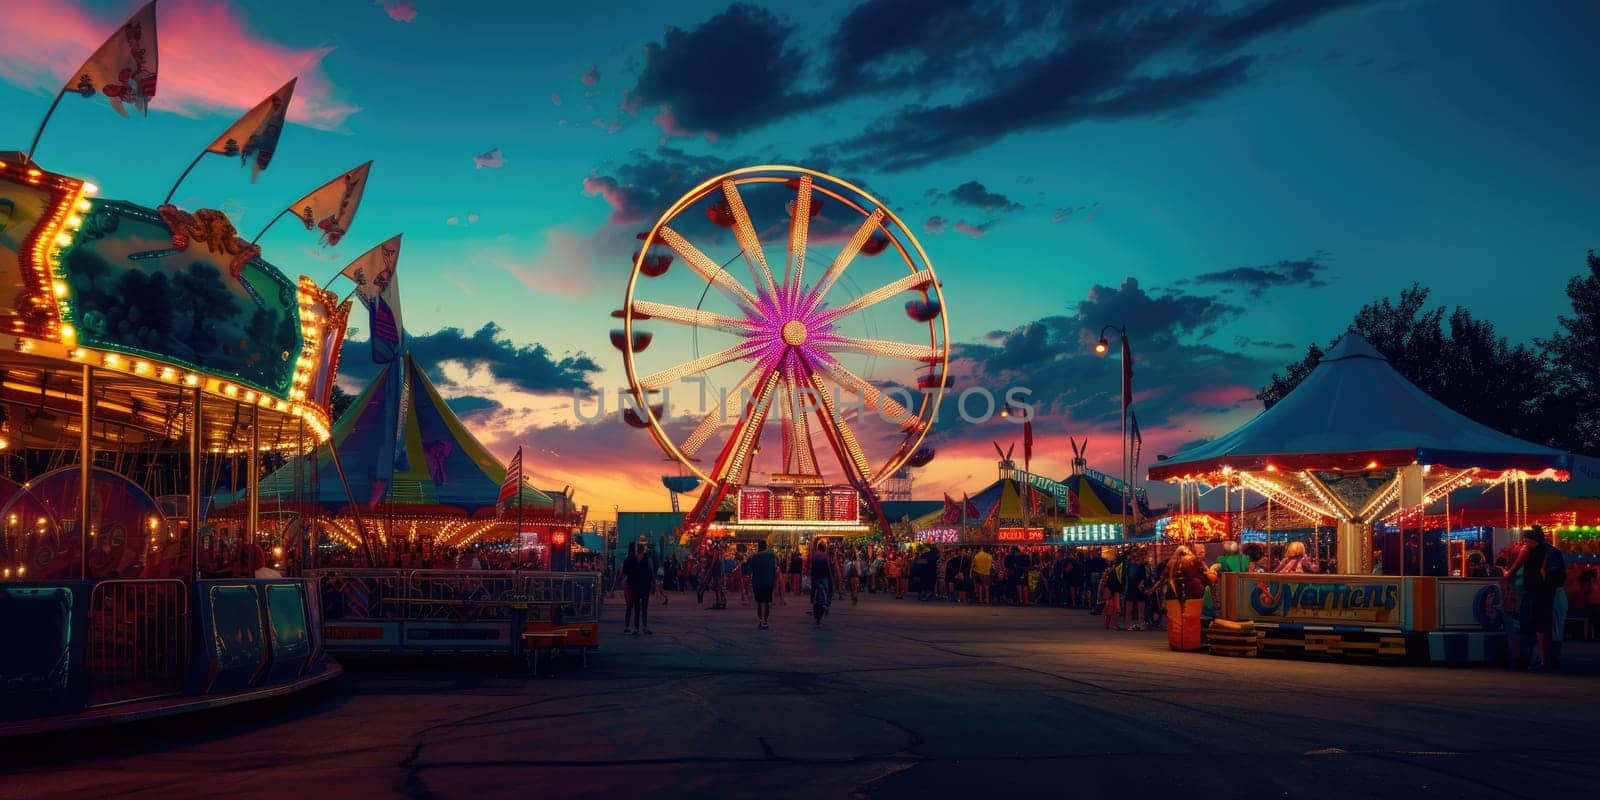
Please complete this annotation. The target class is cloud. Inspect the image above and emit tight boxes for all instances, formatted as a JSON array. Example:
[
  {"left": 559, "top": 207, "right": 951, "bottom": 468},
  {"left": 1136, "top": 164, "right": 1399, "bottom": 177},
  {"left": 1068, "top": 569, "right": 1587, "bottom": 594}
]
[
  {"left": 0, "top": 0, "right": 359, "bottom": 129},
  {"left": 551, "top": 91, "right": 562, "bottom": 106},
  {"left": 816, "top": 1, "right": 1370, "bottom": 171},
  {"left": 625, "top": 4, "right": 817, "bottom": 139},
  {"left": 582, "top": 146, "right": 741, "bottom": 226},
  {"left": 1052, "top": 201, "right": 1099, "bottom": 223},
  {"left": 944, "top": 180, "right": 1022, "bottom": 213},
  {"left": 341, "top": 323, "right": 599, "bottom": 396},
  {"left": 445, "top": 213, "right": 479, "bottom": 226},
  {"left": 949, "top": 277, "right": 1264, "bottom": 438},
  {"left": 473, "top": 147, "right": 505, "bottom": 169},
  {"left": 377, "top": 0, "right": 416, "bottom": 22},
  {"left": 1187, "top": 254, "right": 1331, "bottom": 298},
  {"left": 445, "top": 394, "right": 499, "bottom": 417},
  {"left": 1233, "top": 336, "right": 1297, "bottom": 350},
  {"left": 581, "top": 65, "right": 601, "bottom": 86},
  {"left": 924, "top": 216, "right": 948, "bottom": 234},
  {"left": 953, "top": 219, "right": 995, "bottom": 237}
]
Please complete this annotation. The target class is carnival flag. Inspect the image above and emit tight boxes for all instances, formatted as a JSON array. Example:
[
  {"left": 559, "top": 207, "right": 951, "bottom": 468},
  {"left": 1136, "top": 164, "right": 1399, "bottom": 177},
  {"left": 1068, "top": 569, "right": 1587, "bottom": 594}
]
[
  {"left": 941, "top": 493, "right": 960, "bottom": 524},
  {"left": 207, "top": 78, "right": 296, "bottom": 181},
  {"left": 290, "top": 161, "right": 371, "bottom": 246},
  {"left": 1023, "top": 419, "right": 1034, "bottom": 473},
  {"left": 1121, "top": 336, "right": 1135, "bottom": 410},
  {"left": 65, "top": 1, "right": 158, "bottom": 118},
  {"left": 498, "top": 447, "right": 524, "bottom": 506},
  {"left": 340, "top": 235, "right": 403, "bottom": 363}
]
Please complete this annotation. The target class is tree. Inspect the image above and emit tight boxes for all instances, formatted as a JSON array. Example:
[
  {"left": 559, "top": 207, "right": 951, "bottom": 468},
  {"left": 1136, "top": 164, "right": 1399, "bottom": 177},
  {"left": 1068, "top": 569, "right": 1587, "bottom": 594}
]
[
  {"left": 1537, "top": 251, "right": 1600, "bottom": 455},
  {"left": 1257, "top": 284, "right": 1548, "bottom": 446},
  {"left": 329, "top": 384, "right": 356, "bottom": 421}
]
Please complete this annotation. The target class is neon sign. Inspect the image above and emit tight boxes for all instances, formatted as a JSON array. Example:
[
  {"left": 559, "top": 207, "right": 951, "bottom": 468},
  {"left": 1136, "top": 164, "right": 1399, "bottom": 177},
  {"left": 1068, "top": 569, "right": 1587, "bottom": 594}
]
[{"left": 997, "top": 527, "right": 1044, "bottom": 542}]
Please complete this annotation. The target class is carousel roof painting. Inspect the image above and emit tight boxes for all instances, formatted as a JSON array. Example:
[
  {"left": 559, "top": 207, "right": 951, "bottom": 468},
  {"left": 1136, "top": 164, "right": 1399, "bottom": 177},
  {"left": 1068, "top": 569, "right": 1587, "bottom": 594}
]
[
  {"left": 260, "top": 351, "right": 552, "bottom": 514},
  {"left": 1148, "top": 333, "right": 1571, "bottom": 481}
]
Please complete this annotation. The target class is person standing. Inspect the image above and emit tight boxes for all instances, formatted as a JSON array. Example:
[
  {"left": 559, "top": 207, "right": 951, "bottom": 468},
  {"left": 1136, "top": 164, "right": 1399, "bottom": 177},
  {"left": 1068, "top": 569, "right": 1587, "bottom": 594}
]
[
  {"left": 844, "top": 548, "right": 863, "bottom": 604},
  {"left": 747, "top": 540, "right": 779, "bottom": 629},
  {"left": 1124, "top": 549, "right": 1151, "bottom": 631},
  {"left": 886, "top": 550, "right": 907, "bottom": 598},
  {"left": 1275, "top": 541, "right": 1318, "bottom": 574},
  {"left": 787, "top": 549, "right": 804, "bottom": 597},
  {"left": 971, "top": 547, "right": 994, "bottom": 604},
  {"left": 1163, "top": 545, "right": 1218, "bottom": 651},
  {"left": 708, "top": 543, "right": 728, "bottom": 609},
  {"left": 1506, "top": 526, "right": 1563, "bottom": 670},
  {"left": 810, "top": 541, "right": 834, "bottom": 628},
  {"left": 622, "top": 542, "right": 654, "bottom": 635}
]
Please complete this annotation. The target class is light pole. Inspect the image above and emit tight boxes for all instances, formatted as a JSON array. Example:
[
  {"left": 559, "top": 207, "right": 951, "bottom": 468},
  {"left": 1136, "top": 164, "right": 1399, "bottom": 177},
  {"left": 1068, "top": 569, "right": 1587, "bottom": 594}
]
[{"left": 1094, "top": 324, "right": 1131, "bottom": 540}]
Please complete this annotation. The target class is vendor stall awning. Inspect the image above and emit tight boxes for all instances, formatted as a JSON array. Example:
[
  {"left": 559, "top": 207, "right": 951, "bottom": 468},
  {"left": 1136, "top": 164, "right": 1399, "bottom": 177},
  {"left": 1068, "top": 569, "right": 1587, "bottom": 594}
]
[{"left": 1148, "top": 333, "right": 1570, "bottom": 481}]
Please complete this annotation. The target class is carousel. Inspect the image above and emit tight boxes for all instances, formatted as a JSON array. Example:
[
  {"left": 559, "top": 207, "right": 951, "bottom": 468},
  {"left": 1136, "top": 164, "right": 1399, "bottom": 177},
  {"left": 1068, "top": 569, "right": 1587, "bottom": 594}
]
[
  {"left": 1148, "top": 333, "right": 1572, "bottom": 663},
  {"left": 0, "top": 154, "right": 341, "bottom": 733}
]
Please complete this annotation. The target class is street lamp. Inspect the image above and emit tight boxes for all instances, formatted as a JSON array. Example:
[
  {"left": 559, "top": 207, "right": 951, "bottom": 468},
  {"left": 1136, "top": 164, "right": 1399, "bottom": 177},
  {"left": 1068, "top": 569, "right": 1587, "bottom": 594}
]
[{"left": 1094, "top": 324, "right": 1131, "bottom": 540}]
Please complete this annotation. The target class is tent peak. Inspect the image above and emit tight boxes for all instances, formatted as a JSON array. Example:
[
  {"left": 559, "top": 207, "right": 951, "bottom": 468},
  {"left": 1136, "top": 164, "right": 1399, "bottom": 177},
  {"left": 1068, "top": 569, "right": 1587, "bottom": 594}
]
[{"left": 1323, "top": 331, "right": 1385, "bottom": 363}]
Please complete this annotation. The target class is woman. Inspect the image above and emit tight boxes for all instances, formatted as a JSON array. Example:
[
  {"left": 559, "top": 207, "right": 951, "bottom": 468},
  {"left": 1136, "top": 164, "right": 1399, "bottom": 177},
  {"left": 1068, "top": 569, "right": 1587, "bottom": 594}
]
[
  {"left": 1123, "top": 549, "right": 1150, "bottom": 631},
  {"left": 1164, "top": 545, "right": 1219, "bottom": 651},
  {"left": 810, "top": 541, "right": 834, "bottom": 628},
  {"left": 1275, "top": 541, "right": 1318, "bottom": 574},
  {"left": 1101, "top": 550, "right": 1126, "bottom": 630},
  {"left": 886, "top": 550, "right": 907, "bottom": 599}
]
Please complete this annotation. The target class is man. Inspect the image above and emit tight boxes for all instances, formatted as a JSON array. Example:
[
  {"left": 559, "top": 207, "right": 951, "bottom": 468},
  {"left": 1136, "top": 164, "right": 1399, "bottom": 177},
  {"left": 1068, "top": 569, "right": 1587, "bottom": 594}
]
[
  {"left": 971, "top": 547, "right": 994, "bottom": 604},
  {"left": 747, "top": 540, "right": 779, "bottom": 629},
  {"left": 707, "top": 543, "right": 728, "bottom": 609},
  {"left": 1506, "top": 526, "right": 1562, "bottom": 670}
]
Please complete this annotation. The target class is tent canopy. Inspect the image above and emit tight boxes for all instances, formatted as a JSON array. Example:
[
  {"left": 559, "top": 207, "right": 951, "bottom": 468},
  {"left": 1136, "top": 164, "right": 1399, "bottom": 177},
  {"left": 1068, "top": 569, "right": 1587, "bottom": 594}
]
[
  {"left": 259, "top": 352, "right": 552, "bottom": 513},
  {"left": 1149, "top": 333, "right": 1570, "bottom": 481}
]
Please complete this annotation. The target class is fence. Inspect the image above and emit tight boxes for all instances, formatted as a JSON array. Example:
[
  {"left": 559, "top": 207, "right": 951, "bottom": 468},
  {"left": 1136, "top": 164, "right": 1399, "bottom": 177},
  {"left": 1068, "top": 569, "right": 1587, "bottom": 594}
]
[
  {"left": 311, "top": 569, "right": 601, "bottom": 624},
  {"left": 85, "top": 579, "right": 188, "bottom": 707}
]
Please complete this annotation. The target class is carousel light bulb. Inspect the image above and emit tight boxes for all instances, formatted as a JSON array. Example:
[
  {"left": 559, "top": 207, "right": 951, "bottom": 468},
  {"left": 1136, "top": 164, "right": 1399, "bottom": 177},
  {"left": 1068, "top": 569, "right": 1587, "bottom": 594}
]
[
  {"left": 77, "top": 200, "right": 92, "bottom": 213},
  {"left": 66, "top": 215, "right": 83, "bottom": 228},
  {"left": 15, "top": 566, "right": 23, "bottom": 577},
  {"left": 52, "top": 282, "right": 68, "bottom": 298},
  {"left": 54, "top": 233, "right": 72, "bottom": 247},
  {"left": 61, "top": 324, "right": 76, "bottom": 341},
  {"left": 184, "top": 374, "right": 199, "bottom": 386},
  {"left": 82, "top": 182, "right": 98, "bottom": 195}
]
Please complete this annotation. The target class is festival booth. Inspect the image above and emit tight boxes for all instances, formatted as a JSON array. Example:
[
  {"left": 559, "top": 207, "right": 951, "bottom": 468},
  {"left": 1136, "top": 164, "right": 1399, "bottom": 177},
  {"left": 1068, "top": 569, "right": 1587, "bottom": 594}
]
[
  {"left": 0, "top": 156, "right": 342, "bottom": 733},
  {"left": 1148, "top": 334, "right": 1571, "bottom": 664}
]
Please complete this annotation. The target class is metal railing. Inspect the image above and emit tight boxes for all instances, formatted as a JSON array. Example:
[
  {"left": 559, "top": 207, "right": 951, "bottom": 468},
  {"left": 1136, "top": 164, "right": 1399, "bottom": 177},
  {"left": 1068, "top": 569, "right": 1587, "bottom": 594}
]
[
  {"left": 309, "top": 569, "right": 601, "bottom": 624},
  {"left": 86, "top": 579, "right": 188, "bottom": 707}
]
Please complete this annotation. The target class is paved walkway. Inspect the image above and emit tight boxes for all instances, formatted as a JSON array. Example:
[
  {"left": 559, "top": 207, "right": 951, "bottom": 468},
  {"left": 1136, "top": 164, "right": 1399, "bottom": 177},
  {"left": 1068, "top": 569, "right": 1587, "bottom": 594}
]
[{"left": 4, "top": 590, "right": 1597, "bottom": 799}]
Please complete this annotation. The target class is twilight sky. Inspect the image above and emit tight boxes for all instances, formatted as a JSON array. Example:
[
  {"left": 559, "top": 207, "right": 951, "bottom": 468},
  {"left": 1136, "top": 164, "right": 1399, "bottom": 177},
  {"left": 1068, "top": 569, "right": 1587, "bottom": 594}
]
[{"left": 3, "top": 0, "right": 1597, "bottom": 519}]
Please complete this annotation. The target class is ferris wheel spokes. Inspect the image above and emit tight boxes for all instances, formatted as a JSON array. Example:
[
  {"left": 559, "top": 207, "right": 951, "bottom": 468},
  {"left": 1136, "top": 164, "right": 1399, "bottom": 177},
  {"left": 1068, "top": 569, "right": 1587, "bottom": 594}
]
[
  {"left": 629, "top": 300, "right": 749, "bottom": 335},
  {"left": 818, "top": 336, "right": 943, "bottom": 363},
  {"left": 786, "top": 176, "right": 814, "bottom": 310},
  {"left": 638, "top": 342, "right": 755, "bottom": 391},
  {"left": 818, "top": 270, "right": 936, "bottom": 324},
  {"left": 802, "top": 365, "right": 874, "bottom": 484},
  {"left": 659, "top": 226, "right": 761, "bottom": 311},
  {"left": 812, "top": 355, "right": 921, "bottom": 431},
  {"left": 680, "top": 357, "right": 773, "bottom": 458},
  {"left": 803, "top": 207, "right": 886, "bottom": 315},
  {"left": 721, "top": 180, "right": 779, "bottom": 301},
  {"left": 718, "top": 368, "right": 782, "bottom": 486}
]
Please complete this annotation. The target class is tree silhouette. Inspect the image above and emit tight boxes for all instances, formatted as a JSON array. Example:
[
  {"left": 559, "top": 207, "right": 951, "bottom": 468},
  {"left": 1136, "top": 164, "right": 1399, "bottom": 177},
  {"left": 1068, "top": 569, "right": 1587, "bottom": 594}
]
[{"left": 1537, "top": 250, "right": 1600, "bottom": 455}]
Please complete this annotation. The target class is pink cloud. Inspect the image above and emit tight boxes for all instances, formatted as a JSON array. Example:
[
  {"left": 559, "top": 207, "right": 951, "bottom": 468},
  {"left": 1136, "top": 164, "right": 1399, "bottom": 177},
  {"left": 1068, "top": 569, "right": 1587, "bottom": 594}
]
[
  {"left": 379, "top": 0, "right": 416, "bottom": 22},
  {"left": 581, "top": 174, "right": 646, "bottom": 225},
  {"left": 1183, "top": 384, "right": 1257, "bottom": 408},
  {"left": 550, "top": 91, "right": 562, "bottom": 106},
  {"left": 651, "top": 107, "right": 715, "bottom": 142},
  {"left": 581, "top": 65, "right": 600, "bottom": 86},
  {"left": 478, "top": 227, "right": 630, "bottom": 300},
  {"left": 954, "top": 219, "right": 994, "bottom": 238},
  {"left": 0, "top": 0, "right": 359, "bottom": 129}
]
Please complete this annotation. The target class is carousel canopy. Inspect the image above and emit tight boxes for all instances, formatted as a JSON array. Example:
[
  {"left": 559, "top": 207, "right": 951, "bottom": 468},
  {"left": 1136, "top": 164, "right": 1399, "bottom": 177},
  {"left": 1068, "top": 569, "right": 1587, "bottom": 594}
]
[
  {"left": 1148, "top": 333, "right": 1571, "bottom": 481},
  {"left": 259, "top": 351, "right": 552, "bottom": 513}
]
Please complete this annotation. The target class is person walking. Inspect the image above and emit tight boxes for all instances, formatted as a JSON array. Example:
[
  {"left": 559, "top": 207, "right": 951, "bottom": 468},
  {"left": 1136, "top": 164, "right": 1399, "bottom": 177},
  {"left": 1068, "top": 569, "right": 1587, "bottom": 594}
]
[
  {"left": 787, "top": 549, "right": 804, "bottom": 597},
  {"left": 844, "top": 548, "right": 862, "bottom": 604},
  {"left": 707, "top": 543, "right": 728, "bottom": 609},
  {"left": 622, "top": 542, "right": 655, "bottom": 635},
  {"left": 1124, "top": 549, "right": 1151, "bottom": 631},
  {"left": 810, "top": 541, "right": 834, "bottom": 628},
  {"left": 747, "top": 540, "right": 779, "bottom": 629}
]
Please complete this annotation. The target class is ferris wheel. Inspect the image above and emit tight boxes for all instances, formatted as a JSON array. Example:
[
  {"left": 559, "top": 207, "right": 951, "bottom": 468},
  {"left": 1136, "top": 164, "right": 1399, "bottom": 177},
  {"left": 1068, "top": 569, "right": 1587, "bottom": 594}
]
[{"left": 616, "top": 166, "right": 949, "bottom": 534}]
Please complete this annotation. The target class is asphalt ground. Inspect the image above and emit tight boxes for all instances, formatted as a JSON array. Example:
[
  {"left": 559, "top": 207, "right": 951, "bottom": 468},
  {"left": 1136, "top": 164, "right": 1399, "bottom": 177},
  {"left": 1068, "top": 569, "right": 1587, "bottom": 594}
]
[{"left": 4, "top": 588, "right": 1596, "bottom": 799}]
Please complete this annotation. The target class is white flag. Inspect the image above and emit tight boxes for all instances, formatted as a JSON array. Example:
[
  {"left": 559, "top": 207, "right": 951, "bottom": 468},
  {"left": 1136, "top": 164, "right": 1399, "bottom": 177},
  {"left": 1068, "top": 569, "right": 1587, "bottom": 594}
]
[
  {"left": 340, "top": 234, "right": 403, "bottom": 362},
  {"left": 66, "top": 1, "right": 159, "bottom": 118},
  {"left": 289, "top": 161, "right": 371, "bottom": 246},
  {"left": 207, "top": 78, "right": 296, "bottom": 181}
]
